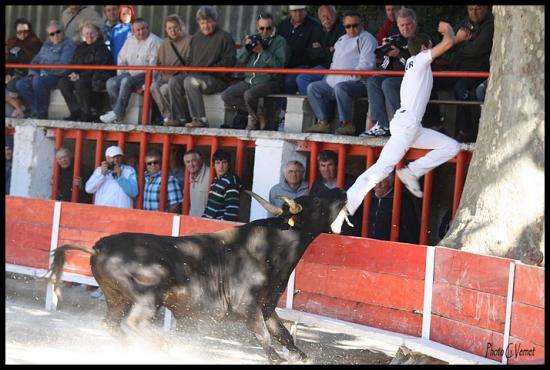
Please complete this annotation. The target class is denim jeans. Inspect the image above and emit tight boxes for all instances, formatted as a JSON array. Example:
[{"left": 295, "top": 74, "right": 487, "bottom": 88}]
[
  {"left": 296, "top": 65, "right": 326, "bottom": 96},
  {"left": 366, "top": 75, "right": 402, "bottom": 129},
  {"left": 105, "top": 73, "right": 145, "bottom": 117},
  {"left": 307, "top": 79, "right": 367, "bottom": 122},
  {"left": 15, "top": 75, "right": 60, "bottom": 115}
]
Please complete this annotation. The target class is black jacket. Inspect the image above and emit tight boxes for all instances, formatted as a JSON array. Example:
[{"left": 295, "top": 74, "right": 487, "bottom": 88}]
[
  {"left": 69, "top": 38, "right": 114, "bottom": 91},
  {"left": 450, "top": 12, "right": 494, "bottom": 71},
  {"left": 309, "top": 18, "right": 346, "bottom": 68},
  {"left": 277, "top": 14, "right": 324, "bottom": 68}
]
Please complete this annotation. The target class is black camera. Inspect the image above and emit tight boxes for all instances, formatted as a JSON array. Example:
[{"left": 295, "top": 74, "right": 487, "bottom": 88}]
[
  {"left": 375, "top": 34, "right": 405, "bottom": 58},
  {"left": 107, "top": 162, "right": 116, "bottom": 171},
  {"left": 246, "top": 34, "right": 265, "bottom": 51},
  {"left": 459, "top": 19, "right": 476, "bottom": 33}
]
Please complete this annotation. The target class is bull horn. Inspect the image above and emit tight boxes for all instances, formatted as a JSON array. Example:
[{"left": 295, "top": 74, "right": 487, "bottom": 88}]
[
  {"left": 277, "top": 196, "right": 303, "bottom": 214},
  {"left": 245, "top": 190, "right": 283, "bottom": 216}
]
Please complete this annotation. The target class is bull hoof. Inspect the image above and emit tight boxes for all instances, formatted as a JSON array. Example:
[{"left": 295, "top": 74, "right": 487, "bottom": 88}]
[{"left": 288, "top": 350, "right": 308, "bottom": 364}]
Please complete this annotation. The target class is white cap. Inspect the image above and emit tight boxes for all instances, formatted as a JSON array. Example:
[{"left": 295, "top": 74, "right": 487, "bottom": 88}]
[
  {"left": 105, "top": 146, "right": 123, "bottom": 157},
  {"left": 289, "top": 5, "right": 306, "bottom": 10}
]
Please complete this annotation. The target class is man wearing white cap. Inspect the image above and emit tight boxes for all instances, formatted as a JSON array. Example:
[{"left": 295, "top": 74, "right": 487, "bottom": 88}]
[{"left": 85, "top": 145, "right": 138, "bottom": 209}]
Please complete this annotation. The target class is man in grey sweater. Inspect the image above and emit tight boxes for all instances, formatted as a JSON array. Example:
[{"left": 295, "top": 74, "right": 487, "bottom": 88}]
[
  {"left": 268, "top": 160, "right": 309, "bottom": 215},
  {"left": 168, "top": 6, "right": 236, "bottom": 128}
]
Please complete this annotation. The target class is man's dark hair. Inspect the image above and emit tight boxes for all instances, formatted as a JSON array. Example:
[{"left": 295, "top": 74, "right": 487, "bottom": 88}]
[
  {"left": 407, "top": 33, "right": 431, "bottom": 56},
  {"left": 257, "top": 12, "right": 273, "bottom": 21},
  {"left": 317, "top": 150, "right": 338, "bottom": 163},
  {"left": 342, "top": 10, "right": 363, "bottom": 24},
  {"left": 14, "top": 18, "right": 33, "bottom": 33},
  {"left": 131, "top": 17, "right": 148, "bottom": 27},
  {"left": 145, "top": 149, "right": 162, "bottom": 159},
  {"left": 212, "top": 149, "right": 231, "bottom": 164}
]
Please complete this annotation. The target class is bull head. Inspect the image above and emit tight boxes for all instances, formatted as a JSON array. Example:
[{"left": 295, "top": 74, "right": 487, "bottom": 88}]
[
  {"left": 245, "top": 190, "right": 283, "bottom": 216},
  {"left": 276, "top": 196, "right": 303, "bottom": 214}
]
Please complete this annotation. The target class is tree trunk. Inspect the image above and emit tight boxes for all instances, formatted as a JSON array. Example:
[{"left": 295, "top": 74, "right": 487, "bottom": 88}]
[{"left": 440, "top": 6, "right": 545, "bottom": 266}]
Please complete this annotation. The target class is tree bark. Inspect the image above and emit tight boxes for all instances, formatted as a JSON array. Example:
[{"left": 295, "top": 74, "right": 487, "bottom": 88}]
[{"left": 439, "top": 6, "right": 545, "bottom": 266}]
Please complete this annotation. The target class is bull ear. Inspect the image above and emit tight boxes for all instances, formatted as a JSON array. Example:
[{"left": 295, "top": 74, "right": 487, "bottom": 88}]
[
  {"left": 245, "top": 190, "right": 283, "bottom": 216},
  {"left": 276, "top": 196, "right": 303, "bottom": 214}
]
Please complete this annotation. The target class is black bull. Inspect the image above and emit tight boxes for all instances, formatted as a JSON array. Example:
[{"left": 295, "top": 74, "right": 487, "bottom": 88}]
[{"left": 48, "top": 188, "right": 348, "bottom": 363}]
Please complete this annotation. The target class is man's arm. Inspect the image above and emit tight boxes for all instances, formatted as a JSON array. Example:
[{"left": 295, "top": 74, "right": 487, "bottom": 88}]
[{"left": 430, "top": 21, "right": 456, "bottom": 60}]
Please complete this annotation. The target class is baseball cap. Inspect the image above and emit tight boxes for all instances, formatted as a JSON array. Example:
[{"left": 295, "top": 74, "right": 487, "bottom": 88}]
[
  {"left": 289, "top": 5, "right": 306, "bottom": 10},
  {"left": 105, "top": 146, "right": 123, "bottom": 157}
]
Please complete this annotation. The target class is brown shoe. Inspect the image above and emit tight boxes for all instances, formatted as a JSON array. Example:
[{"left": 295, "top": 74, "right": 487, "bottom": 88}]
[
  {"left": 258, "top": 114, "right": 268, "bottom": 130},
  {"left": 185, "top": 117, "right": 208, "bottom": 128},
  {"left": 245, "top": 115, "right": 258, "bottom": 130},
  {"left": 306, "top": 121, "right": 331, "bottom": 133},
  {"left": 334, "top": 121, "right": 356, "bottom": 136},
  {"left": 164, "top": 119, "right": 182, "bottom": 127}
]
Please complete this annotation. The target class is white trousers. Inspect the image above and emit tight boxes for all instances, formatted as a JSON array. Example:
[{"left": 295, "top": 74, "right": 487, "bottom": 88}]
[{"left": 346, "top": 110, "right": 461, "bottom": 215}]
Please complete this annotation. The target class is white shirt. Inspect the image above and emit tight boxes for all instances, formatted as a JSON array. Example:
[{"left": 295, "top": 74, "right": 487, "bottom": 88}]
[
  {"left": 326, "top": 31, "right": 377, "bottom": 88},
  {"left": 85, "top": 165, "right": 137, "bottom": 209},
  {"left": 188, "top": 164, "right": 210, "bottom": 217},
  {"left": 117, "top": 32, "right": 162, "bottom": 76},
  {"left": 400, "top": 49, "right": 433, "bottom": 121}
]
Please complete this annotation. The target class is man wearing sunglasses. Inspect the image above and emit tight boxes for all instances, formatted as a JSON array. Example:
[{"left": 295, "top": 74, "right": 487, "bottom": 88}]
[
  {"left": 142, "top": 149, "right": 182, "bottom": 213},
  {"left": 306, "top": 10, "right": 377, "bottom": 135},
  {"left": 220, "top": 12, "right": 289, "bottom": 130}
]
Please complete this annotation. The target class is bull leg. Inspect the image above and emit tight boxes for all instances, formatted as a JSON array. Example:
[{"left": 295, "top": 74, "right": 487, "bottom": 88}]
[
  {"left": 126, "top": 296, "right": 168, "bottom": 351},
  {"left": 246, "top": 306, "right": 284, "bottom": 364},
  {"left": 101, "top": 285, "right": 132, "bottom": 339},
  {"left": 264, "top": 311, "right": 307, "bottom": 362}
]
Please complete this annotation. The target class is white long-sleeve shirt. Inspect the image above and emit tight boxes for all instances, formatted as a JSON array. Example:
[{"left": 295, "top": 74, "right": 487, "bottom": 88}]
[
  {"left": 117, "top": 32, "right": 162, "bottom": 76},
  {"left": 326, "top": 30, "right": 377, "bottom": 88},
  {"left": 85, "top": 164, "right": 138, "bottom": 209}
]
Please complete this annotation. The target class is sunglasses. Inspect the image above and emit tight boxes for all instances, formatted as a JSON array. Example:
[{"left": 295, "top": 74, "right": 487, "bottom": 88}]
[
  {"left": 258, "top": 26, "right": 272, "bottom": 31},
  {"left": 344, "top": 23, "right": 360, "bottom": 29},
  {"left": 17, "top": 30, "right": 30, "bottom": 35},
  {"left": 146, "top": 160, "right": 160, "bottom": 166},
  {"left": 49, "top": 29, "right": 62, "bottom": 36}
]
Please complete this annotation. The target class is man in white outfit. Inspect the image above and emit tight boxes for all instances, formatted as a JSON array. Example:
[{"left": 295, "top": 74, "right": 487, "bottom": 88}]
[{"left": 331, "top": 21, "right": 461, "bottom": 234}]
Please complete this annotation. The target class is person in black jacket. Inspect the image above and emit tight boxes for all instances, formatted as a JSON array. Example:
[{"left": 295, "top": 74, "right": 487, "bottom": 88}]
[
  {"left": 54, "top": 147, "right": 93, "bottom": 204},
  {"left": 57, "top": 21, "right": 114, "bottom": 122},
  {"left": 368, "top": 172, "right": 419, "bottom": 244}
]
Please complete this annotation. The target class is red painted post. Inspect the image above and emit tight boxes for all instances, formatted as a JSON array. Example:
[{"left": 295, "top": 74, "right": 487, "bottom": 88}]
[
  {"left": 159, "top": 134, "right": 170, "bottom": 212},
  {"left": 51, "top": 128, "right": 64, "bottom": 201},
  {"left": 309, "top": 142, "right": 319, "bottom": 192},
  {"left": 209, "top": 136, "right": 219, "bottom": 186},
  {"left": 361, "top": 147, "right": 375, "bottom": 237},
  {"left": 390, "top": 161, "right": 406, "bottom": 241},
  {"left": 141, "top": 70, "right": 153, "bottom": 125},
  {"left": 419, "top": 171, "right": 433, "bottom": 245},
  {"left": 452, "top": 151, "right": 466, "bottom": 219},
  {"left": 336, "top": 144, "right": 347, "bottom": 189},
  {"left": 71, "top": 130, "right": 84, "bottom": 203},
  {"left": 235, "top": 139, "right": 245, "bottom": 179},
  {"left": 94, "top": 130, "right": 104, "bottom": 168},
  {"left": 136, "top": 132, "right": 147, "bottom": 209},
  {"left": 182, "top": 135, "right": 195, "bottom": 215}
]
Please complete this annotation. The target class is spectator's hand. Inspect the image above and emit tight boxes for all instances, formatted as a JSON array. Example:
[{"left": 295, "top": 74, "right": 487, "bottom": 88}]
[
  {"left": 386, "top": 46, "right": 401, "bottom": 58},
  {"left": 73, "top": 176, "right": 82, "bottom": 189},
  {"left": 329, "top": 46, "right": 335, "bottom": 53},
  {"left": 455, "top": 28, "right": 472, "bottom": 43},
  {"left": 244, "top": 35, "right": 252, "bottom": 46},
  {"left": 252, "top": 43, "right": 263, "bottom": 54},
  {"left": 112, "top": 163, "right": 121, "bottom": 177},
  {"left": 69, "top": 72, "right": 79, "bottom": 81},
  {"left": 135, "top": 85, "right": 144, "bottom": 94},
  {"left": 101, "top": 161, "right": 109, "bottom": 175},
  {"left": 5, "top": 75, "right": 13, "bottom": 84},
  {"left": 438, "top": 21, "right": 454, "bottom": 36},
  {"left": 312, "top": 42, "right": 321, "bottom": 48}
]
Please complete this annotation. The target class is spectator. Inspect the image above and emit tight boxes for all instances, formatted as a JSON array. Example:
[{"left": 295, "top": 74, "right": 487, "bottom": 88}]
[
  {"left": 376, "top": 5, "right": 401, "bottom": 45},
  {"left": 142, "top": 149, "right": 182, "bottom": 213},
  {"left": 152, "top": 14, "right": 192, "bottom": 127},
  {"left": 85, "top": 145, "right": 138, "bottom": 208},
  {"left": 15, "top": 20, "right": 75, "bottom": 120},
  {"left": 203, "top": 149, "right": 241, "bottom": 221},
  {"left": 53, "top": 147, "right": 93, "bottom": 203},
  {"left": 368, "top": 172, "right": 419, "bottom": 243},
  {"left": 310, "top": 150, "right": 362, "bottom": 236},
  {"left": 221, "top": 12, "right": 289, "bottom": 130},
  {"left": 100, "top": 18, "right": 162, "bottom": 124},
  {"left": 58, "top": 22, "right": 114, "bottom": 122},
  {"left": 110, "top": 5, "right": 135, "bottom": 65},
  {"left": 168, "top": 6, "right": 236, "bottom": 129},
  {"left": 183, "top": 149, "right": 210, "bottom": 217},
  {"left": 361, "top": 7, "right": 420, "bottom": 137},
  {"left": 295, "top": 5, "right": 345, "bottom": 96},
  {"left": 475, "top": 78, "right": 488, "bottom": 102},
  {"left": 61, "top": 5, "right": 103, "bottom": 45},
  {"left": 5, "top": 136, "right": 14, "bottom": 194},
  {"left": 306, "top": 10, "right": 377, "bottom": 136},
  {"left": 5, "top": 18, "right": 42, "bottom": 119},
  {"left": 434, "top": 5, "right": 494, "bottom": 142},
  {"left": 101, "top": 5, "right": 120, "bottom": 51},
  {"left": 331, "top": 25, "right": 461, "bottom": 235},
  {"left": 268, "top": 160, "right": 309, "bottom": 213},
  {"left": 168, "top": 145, "right": 185, "bottom": 189}
]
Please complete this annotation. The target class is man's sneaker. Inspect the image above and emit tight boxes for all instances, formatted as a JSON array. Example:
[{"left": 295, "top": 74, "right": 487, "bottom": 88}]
[
  {"left": 100, "top": 110, "right": 119, "bottom": 123},
  {"left": 360, "top": 122, "right": 390, "bottom": 137},
  {"left": 258, "top": 114, "right": 268, "bottom": 130},
  {"left": 185, "top": 117, "right": 208, "bottom": 128},
  {"left": 306, "top": 121, "right": 331, "bottom": 133},
  {"left": 334, "top": 121, "right": 356, "bottom": 136},
  {"left": 90, "top": 287, "right": 104, "bottom": 299},
  {"left": 397, "top": 167, "right": 423, "bottom": 198},
  {"left": 245, "top": 115, "right": 258, "bottom": 130},
  {"left": 164, "top": 118, "right": 182, "bottom": 127}
]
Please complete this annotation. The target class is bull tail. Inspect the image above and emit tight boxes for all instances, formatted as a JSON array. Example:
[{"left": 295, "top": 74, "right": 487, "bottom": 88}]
[{"left": 47, "top": 245, "right": 97, "bottom": 300}]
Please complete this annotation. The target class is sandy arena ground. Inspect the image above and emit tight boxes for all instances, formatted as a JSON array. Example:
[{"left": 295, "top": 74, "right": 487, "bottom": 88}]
[{"left": 6, "top": 272, "right": 399, "bottom": 364}]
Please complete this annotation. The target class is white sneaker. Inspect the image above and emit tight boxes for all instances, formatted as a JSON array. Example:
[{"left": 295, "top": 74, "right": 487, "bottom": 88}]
[
  {"left": 360, "top": 122, "right": 390, "bottom": 137},
  {"left": 397, "top": 167, "right": 423, "bottom": 198},
  {"left": 100, "top": 111, "right": 117, "bottom": 123}
]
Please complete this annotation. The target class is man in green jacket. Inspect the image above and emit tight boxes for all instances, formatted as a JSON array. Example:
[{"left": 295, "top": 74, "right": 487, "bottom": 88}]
[{"left": 221, "top": 12, "right": 289, "bottom": 130}]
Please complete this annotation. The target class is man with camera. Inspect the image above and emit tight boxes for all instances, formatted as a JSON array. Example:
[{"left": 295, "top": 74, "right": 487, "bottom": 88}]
[
  {"left": 220, "top": 12, "right": 289, "bottom": 130},
  {"left": 85, "top": 146, "right": 138, "bottom": 208},
  {"left": 361, "top": 7, "right": 418, "bottom": 137}
]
